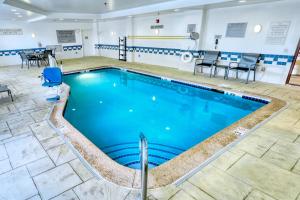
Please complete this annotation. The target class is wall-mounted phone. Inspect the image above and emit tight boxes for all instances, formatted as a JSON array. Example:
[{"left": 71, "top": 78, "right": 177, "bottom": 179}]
[{"left": 214, "top": 35, "right": 222, "bottom": 50}]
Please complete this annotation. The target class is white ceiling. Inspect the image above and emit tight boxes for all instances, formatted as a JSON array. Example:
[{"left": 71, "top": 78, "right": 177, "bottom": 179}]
[
  {"left": 0, "top": 0, "right": 289, "bottom": 22},
  {"left": 18, "top": 0, "right": 175, "bottom": 14},
  {"left": 0, "top": 1, "right": 41, "bottom": 21}
]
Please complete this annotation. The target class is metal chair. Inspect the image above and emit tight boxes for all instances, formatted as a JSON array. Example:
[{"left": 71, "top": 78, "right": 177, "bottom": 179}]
[
  {"left": 19, "top": 51, "right": 40, "bottom": 69},
  {"left": 40, "top": 50, "right": 53, "bottom": 65},
  {"left": 45, "top": 49, "right": 56, "bottom": 58},
  {"left": 194, "top": 51, "right": 220, "bottom": 77},
  {"left": 19, "top": 52, "right": 29, "bottom": 69},
  {"left": 0, "top": 84, "right": 13, "bottom": 101},
  {"left": 226, "top": 53, "right": 260, "bottom": 84}
]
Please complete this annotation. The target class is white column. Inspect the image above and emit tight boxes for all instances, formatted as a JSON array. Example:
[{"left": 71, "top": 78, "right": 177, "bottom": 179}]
[
  {"left": 127, "top": 16, "right": 135, "bottom": 62},
  {"left": 198, "top": 8, "right": 208, "bottom": 51}
]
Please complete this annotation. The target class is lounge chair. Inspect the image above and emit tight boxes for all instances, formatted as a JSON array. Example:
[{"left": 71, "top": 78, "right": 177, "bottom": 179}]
[
  {"left": 0, "top": 84, "right": 13, "bottom": 101},
  {"left": 226, "top": 53, "right": 260, "bottom": 84},
  {"left": 194, "top": 51, "right": 220, "bottom": 77}
]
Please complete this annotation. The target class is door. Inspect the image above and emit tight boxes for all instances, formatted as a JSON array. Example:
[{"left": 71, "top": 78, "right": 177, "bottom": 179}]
[
  {"left": 286, "top": 39, "right": 300, "bottom": 86},
  {"left": 81, "top": 29, "right": 94, "bottom": 57}
]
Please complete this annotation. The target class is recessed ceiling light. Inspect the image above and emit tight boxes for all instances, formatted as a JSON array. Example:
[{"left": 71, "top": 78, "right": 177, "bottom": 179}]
[
  {"left": 59, "top": 18, "right": 64, "bottom": 21},
  {"left": 238, "top": 0, "right": 246, "bottom": 2},
  {"left": 11, "top": 9, "right": 17, "bottom": 12},
  {"left": 17, "top": 15, "right": 22, "bottom": 18},
  {"left": 14, "top": 12, "right": 20, "bottom": 15},
  {"left": 174, "top": 9, "right": 180, "bottom": 12}
]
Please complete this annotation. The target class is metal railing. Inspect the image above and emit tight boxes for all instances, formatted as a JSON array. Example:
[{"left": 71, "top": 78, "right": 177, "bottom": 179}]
[{"left": 139, "top": 133, "right": 148, "bottom": 200}]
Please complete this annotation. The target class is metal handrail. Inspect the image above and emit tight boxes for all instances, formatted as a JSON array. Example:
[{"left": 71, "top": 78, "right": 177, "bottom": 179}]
[{"left": 139, "top": 133, "right": 148, "bottom": 200}]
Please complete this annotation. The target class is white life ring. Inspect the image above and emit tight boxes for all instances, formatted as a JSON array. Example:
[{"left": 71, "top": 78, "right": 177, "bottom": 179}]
[{"left": 181, "top": 52, "right": 193, "bottom": 63}]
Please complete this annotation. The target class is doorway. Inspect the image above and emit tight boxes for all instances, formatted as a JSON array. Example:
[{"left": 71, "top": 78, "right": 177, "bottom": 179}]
[
  {"left": 286, "top": 39, "right": 300, "bottom": 86},
  {"left": 81, "top": 29, "right": 94, "bottom": 57}
]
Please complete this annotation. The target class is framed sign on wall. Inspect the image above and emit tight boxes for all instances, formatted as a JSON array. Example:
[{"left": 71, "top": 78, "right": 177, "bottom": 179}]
[
  {"left": 0, "top": 29, "right": 23, "bottom": 35},
  {"left": 225, "top": 23, "right": 248, "bottom": 38},
  {"left": 56, "top": 30, "right": 76, "bottom": 43},
  {"left": 150, "top": 25, "right": 164, "bottom": 29}
]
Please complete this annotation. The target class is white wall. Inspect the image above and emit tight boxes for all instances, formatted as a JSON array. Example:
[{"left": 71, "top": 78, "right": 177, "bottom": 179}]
[
  {"left": 97, "top": 18, "right": 131, "bottom": 59},
  {"left": 0, "top": 20, "right": 94, "bottom": 66},
  {"left": 96, "top": 0, "right": 300, "bottom": 84},
  {"left": 203, "top": 0, "right": 300, "bottom": 55},
  {"left": 201, "top": 0, "right": 300, "bottom": 84},
  {"left": 133, "top": 11, "right": 202, "bottom": 50},
  {"left": 133, "top": 11, "right": 203, "bottom": 71},
  {"left": 97, "top": 10, "right": 203, "bottom": 71}
]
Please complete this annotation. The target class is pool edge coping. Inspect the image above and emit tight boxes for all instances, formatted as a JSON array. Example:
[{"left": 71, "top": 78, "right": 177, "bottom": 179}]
[{"left": 49, "top": 66, "right": 287, "bottom": 189}]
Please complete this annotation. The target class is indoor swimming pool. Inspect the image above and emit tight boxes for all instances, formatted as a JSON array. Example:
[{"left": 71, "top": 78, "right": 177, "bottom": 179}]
[{"left": 63, "top": 68, "right": 267, "bottom": 169}]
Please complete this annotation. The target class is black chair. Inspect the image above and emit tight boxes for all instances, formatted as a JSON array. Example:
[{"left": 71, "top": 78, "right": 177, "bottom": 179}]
[
  {"left": 19, "top": 52, "right": 28, "bottom": 69},
  {"left": 45, "top": 49, "right": 56, "bottom": 58},
  {"left": 0, "top": 84, "right": 13, "bottom": 101},
  {"left": 20, "top": 51, "right": 40, "bottom": 68},
  {"left": 27, "top": 54, "right": 40, "bottom": 67},
  {"left": 40, "top": 50, "right": 53, "bottom": 65},
  {"left": 194, "top": 51, "right": 220, "bottom": 77},
  {"left": 226, "top": 53, "right": 260, "bottom": 84}
]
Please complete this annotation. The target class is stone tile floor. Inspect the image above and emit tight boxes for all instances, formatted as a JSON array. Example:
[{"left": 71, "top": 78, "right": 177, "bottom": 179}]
[{"left": 0, "top": 56, "right": 299, "bottom": 200}]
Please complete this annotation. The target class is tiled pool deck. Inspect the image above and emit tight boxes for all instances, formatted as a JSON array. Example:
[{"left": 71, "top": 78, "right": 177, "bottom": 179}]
[{"left": 0, "top": 56, "right": 299, "bottom": 200}]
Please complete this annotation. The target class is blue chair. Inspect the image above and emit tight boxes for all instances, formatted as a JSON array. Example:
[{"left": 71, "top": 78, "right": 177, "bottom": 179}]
[{"left": 42, "top": 67, "right": 62, "bottom": 101}]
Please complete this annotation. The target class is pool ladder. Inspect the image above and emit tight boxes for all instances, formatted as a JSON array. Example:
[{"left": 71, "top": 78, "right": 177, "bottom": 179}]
[{"left": 139, "top": 133, "right": 148, "bottom": 200}]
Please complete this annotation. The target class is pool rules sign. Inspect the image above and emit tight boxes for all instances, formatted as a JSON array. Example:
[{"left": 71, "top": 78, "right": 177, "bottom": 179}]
[{"left": 266, "top": 21, "right": 291, "bottom": 45}]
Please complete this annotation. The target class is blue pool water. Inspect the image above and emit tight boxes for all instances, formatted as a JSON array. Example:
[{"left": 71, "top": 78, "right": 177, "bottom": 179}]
[{"left": 63, "top": 68, "right": 266, "bottom": 169}]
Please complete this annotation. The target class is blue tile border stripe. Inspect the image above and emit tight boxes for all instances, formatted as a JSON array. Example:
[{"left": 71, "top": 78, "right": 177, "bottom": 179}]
[
  {"left": 242, "top": 95, "right": 269, "bottom": 104},
  {"left": 0, "top": 48, "right": 46, "bottom": 57},
  {"left": 0, "top": 45, "right": 83, "bottom": 56},
  {"left": 1, "top": 45, "right": 292, "bottom": 66},
  {"left": 95, "top": 44, "right": 118, "bottom": 51},
  {"left": 95, "top": 43, "right": 294, "bottom": 66},
  {"left": 63, "top": 45, "right": 82, "bottom": 51}
]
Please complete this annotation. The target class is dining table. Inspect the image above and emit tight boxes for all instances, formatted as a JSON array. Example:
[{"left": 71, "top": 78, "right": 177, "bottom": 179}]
[{"left": 24, "top": 51, "right": 45, "bottom": 67}]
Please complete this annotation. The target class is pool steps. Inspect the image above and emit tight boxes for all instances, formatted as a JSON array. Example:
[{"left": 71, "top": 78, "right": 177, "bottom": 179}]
[{"left": 102, "top": 142, "right": 184, "bottom": 169}]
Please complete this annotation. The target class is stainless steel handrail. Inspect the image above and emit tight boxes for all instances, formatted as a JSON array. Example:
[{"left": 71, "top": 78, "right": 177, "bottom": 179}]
[{"left": 139, "top": 133, "right": 148, "bottom": 200}]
